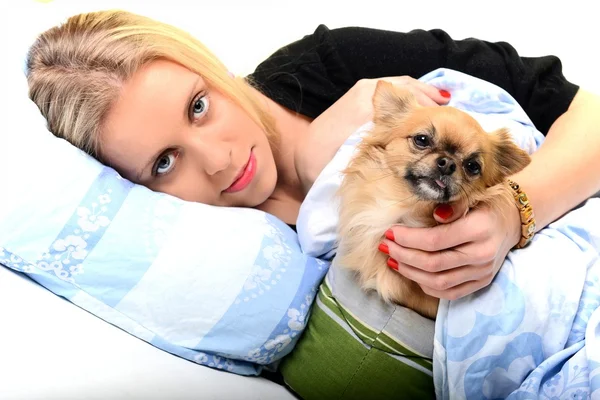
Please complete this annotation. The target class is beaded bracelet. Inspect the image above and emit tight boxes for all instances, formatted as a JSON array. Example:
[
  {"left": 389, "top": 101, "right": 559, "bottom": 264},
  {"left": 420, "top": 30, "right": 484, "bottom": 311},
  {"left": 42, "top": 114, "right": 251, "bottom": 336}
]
[{"left": 507, "top": 179, "right": 536, "bottom": 249}]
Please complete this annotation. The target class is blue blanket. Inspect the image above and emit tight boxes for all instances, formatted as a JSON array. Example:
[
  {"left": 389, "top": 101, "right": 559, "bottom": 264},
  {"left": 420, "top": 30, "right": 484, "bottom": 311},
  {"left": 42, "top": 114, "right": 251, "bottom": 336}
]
[
  {"left": 434, "top": 198, "right": 600, "bottom": 400},
  {"left": 297, "top": 68, "right": 600, "bottom": 399}
]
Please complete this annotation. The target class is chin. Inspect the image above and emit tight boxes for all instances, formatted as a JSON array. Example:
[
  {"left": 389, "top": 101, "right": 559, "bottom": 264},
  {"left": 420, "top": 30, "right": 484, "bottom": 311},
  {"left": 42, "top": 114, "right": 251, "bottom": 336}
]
[{"left": 413, "top": 178, "right": 458, "bottom": 203}]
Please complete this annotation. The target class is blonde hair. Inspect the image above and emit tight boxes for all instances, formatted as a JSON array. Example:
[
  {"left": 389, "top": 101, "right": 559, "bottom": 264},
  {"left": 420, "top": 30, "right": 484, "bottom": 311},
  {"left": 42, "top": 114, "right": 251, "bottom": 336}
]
[{"left": 26, "top": 10, "right": 276, "bottom": 159}]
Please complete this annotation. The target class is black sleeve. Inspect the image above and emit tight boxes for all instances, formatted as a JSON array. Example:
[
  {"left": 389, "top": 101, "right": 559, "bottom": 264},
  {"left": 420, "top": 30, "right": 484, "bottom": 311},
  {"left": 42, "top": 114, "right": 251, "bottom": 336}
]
[{"left": 249, "top": 25, "right": 579, "bottom": 135}]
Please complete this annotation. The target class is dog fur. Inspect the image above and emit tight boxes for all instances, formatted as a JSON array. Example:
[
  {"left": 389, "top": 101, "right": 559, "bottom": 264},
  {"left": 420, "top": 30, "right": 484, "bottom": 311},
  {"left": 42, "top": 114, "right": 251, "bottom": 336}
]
[{"left": 335, "top": 81, "right": 531, "bottom": 319}]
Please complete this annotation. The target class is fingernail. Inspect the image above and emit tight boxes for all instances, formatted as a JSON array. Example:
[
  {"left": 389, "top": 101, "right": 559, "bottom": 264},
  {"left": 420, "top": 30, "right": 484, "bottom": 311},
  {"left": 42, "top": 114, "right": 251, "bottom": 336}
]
[
  {"left": 439, "top": 89, "right": 451, "bottom": 99},
  {"left": 378, "top": 243, "right": 389, "bottom": 255},
  {"left": 387, "top": 258, "right": 399, "bottom": 270},
  {"left": 434, "top": 204, "right": 453, "bottom": 220},
  {"left": 228, "top": 71, "right": 235, "bottom": 78},
  {"left": 385, "top": 229, "right": 395, "bottom": 241}
]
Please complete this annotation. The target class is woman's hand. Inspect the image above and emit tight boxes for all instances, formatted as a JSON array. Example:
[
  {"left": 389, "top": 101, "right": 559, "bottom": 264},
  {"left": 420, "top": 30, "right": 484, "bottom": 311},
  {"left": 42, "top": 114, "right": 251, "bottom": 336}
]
[
  {"left": 298, "top": 76, "right": 450, "bottom": 193},
  {"left": 381, "top": 198, "right": 522, "bottom": 301},
  {"left": 377, "top": 89, "right": 600, "bottom": 301},
  {"left": 357, "top": 76, "right": 452, "bottom": 108},
  {"left": 312, "top": 76, "right": 451, "bottom": 136}
]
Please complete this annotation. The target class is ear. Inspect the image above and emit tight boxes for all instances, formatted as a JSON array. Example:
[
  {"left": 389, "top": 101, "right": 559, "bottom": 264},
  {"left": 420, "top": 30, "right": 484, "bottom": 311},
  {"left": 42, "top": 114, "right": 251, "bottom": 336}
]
[
  {"left": 487, "top": 128, "right": 531, "bottom": 185},
  {"left": 372, "top": 80, "right": 419, "bottom": 127}
]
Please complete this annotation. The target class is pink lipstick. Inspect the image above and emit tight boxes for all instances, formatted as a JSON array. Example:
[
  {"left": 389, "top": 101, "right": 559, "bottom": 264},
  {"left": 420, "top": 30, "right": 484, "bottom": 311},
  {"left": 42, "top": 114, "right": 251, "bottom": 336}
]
[{"left": 224, "top": 151, "right": 256, "bottom": 193}]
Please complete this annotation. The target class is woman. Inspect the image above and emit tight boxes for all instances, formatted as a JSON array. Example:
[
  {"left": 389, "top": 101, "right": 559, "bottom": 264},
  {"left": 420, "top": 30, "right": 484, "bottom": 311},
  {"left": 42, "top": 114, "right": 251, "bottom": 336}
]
[{"left": 26, "top": 10, "right": 600, "bottom": 399}]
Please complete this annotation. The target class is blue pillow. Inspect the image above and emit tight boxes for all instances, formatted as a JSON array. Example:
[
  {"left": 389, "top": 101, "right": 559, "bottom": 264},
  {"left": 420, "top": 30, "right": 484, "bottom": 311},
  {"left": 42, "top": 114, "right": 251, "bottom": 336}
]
[{"left": 0, "top": 59, "right": 328, "bottom": 376}]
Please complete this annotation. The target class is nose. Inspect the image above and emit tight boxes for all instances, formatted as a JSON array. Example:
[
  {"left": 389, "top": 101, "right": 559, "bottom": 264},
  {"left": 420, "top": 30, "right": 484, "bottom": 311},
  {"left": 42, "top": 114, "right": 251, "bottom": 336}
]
[
  {"left": 436, "top": 156, "right": 456, "bottom": 176},
  {"left": 204, "top": 147, "right": 231, "bottom": 176},
  {"left": 191, "top": 139, "right": 231, "bottom": 176}
]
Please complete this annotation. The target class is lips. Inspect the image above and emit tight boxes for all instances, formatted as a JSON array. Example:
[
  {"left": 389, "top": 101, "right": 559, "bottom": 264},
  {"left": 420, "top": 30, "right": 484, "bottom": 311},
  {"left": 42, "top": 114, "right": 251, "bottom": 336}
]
[
  {"left": 409, "top": 176, "right": 451, "bottom": 200},
  {"left": 426, "top": 177, "right": 449, "bottom": 192},
  {"left": 434, "top": 178, "right": 446, "bottom": 189},
  {"left": 414, "top": 176, "right": 446, "bottom": 191},
  {"left": 224, "top": 151, "right": 256, "bottom": 193}
]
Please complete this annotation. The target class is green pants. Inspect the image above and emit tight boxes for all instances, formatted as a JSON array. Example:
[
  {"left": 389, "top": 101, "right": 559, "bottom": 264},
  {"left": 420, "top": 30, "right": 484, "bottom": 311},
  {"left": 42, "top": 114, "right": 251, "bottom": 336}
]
[{"left": 280, "top": 264, "right": 435, "bottom": 400}]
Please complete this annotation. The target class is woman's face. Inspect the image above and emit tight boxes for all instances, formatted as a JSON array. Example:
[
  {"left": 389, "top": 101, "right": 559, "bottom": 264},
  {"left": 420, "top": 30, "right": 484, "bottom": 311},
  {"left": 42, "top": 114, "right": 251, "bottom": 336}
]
[{"left": 101, "top": 59, "right": 277, "bottom": 208}]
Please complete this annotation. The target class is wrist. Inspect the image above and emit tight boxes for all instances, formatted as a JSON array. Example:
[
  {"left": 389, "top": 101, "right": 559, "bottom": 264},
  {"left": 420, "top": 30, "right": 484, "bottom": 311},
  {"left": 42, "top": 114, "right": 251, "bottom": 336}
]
[
  {"left": 507, "top": 179, "right": 536, "bottom": 249},
  {"left": 508, "top": 166, "right": 548, "bottom": 232}
]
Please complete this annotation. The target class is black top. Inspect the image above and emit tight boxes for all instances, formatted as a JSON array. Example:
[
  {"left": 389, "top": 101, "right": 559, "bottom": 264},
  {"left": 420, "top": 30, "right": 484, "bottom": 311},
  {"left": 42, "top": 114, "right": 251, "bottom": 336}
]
[
  {"left": 247, "top": 25, "right": 580, "bottom": 388},
  {"left": 249, "top": 25, "right": 579, "bottom": 135}
]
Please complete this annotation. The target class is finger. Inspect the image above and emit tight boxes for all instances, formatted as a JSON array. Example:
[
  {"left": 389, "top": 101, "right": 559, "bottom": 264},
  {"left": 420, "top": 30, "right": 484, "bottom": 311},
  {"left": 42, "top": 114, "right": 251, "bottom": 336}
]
[
  {"left": 391, "top": 260, "right": 492, "bottom": 297},
  {"left": 378, "top": 76, "right": 450, "bottom": 105},
  {"left": 433, "top": 197, "right": 470, "bottom": 224},
  {"left": 413, "top": 90, "right": 440, "bottom": 107},
  {"left": 390, "top": 219, "right": 479, "bottom": 252},
  {"left": 418, "top": 274, "right": 495, "bottom": 301},
  {"left": 390, "top": 205, "right": 495, "bottom": 251},
  {"left": 384, "top": 239, "right": 474, "bottom": 272},
  {"left": 413, "top": 81, "right": 451, "bottom": 105}
]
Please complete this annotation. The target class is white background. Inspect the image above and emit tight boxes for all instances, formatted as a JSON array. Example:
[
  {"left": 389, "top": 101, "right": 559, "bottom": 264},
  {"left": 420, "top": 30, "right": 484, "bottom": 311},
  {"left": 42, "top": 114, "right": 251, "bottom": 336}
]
[
  {"left": 4, "top": 0, "right": 599, "bottom": 94},
  {"left": 0, "top": 1, "right": 597, "bottom": 399}
]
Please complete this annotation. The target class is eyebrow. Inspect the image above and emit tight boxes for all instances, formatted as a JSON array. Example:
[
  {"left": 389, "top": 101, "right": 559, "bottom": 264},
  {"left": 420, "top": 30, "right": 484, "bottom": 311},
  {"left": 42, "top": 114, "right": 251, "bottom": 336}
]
[
  {"left": 427, "top": 122, "right": 437, "bottom": 137},
  {"left": 134, "top": 76, "right": 202, "bottom": 182}
]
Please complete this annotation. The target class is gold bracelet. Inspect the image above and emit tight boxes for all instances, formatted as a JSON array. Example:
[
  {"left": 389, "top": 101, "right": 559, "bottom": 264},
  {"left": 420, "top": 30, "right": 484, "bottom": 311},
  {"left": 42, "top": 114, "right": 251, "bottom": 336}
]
[{"left": 507, "top": 179, "right": 536, "bottom": 249}]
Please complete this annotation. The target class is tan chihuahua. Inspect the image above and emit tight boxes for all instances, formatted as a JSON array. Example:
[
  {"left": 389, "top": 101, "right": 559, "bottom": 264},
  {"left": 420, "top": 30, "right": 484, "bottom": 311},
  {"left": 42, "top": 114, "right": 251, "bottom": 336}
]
[{"left": 335, "top": 81, "right": 531, "bottom": 319}]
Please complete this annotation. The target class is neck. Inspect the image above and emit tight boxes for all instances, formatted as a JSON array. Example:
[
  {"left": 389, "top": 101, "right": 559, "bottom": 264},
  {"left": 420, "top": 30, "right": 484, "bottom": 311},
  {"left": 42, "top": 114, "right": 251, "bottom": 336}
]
[{"left": 250, "top": 87, "right": 312, "bottom": 223}]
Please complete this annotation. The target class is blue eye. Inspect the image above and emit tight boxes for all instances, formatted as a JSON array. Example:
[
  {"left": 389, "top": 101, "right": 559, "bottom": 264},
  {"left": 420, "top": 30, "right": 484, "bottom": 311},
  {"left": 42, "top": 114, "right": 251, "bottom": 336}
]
[
  {"left": 154, "top": 151, "right": 179, "bottom": 176},
  {"left": 191, "top": 94, "right": 209, "bottom": 120}
]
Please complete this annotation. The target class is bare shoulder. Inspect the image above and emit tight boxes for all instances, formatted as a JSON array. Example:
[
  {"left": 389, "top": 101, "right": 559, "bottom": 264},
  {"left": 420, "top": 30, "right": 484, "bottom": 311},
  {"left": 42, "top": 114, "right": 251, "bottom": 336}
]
[{"left": 296, "top": 80, "right": 375, "bottom": 193}]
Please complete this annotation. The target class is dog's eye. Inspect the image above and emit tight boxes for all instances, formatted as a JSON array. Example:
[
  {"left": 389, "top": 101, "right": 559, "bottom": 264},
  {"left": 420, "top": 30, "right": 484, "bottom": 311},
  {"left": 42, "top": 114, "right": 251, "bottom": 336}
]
[
  {"left": 413, "top": 135, "right": 430, "bottom": 148},
  {"left": 464, "top": 160, "right": 481, "bottom": 176}
]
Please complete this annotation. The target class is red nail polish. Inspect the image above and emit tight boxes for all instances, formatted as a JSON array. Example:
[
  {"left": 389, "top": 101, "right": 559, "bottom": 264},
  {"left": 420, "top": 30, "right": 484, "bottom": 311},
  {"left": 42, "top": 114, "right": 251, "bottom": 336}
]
[
  {"left": 439, "top": 89, "right": 451, "bottom": 99},
  {"left": 378, "top": 243, "right": 389, "bottom": 255},
  {"left": 387, "top": 258, "right": 399, "bottom": 270},
  {"left": 434, "top": 204, "right": 453, "bottom": 220},
  {"left": 385, "top": 229, "right": 395, "bottom": 241}
]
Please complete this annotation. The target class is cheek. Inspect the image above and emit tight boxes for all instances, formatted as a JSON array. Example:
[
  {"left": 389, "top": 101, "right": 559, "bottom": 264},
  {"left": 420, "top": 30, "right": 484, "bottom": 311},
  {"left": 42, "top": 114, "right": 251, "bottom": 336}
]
[
  {"left": 407, "top": 153, "right": 435, "bottom": 174},
  {"left": 150, "top": 166, "right": 216, "bottom": 204},
  {"left": 256, "top": 142, "right": 278, "bottom": 190},
  {"left": 460, "top": 178, "right": 488, "bottom": 194}
]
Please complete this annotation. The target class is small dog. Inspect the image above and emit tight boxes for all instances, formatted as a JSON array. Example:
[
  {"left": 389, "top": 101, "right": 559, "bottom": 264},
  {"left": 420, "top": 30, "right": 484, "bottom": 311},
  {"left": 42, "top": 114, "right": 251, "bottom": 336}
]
[{"left": 335, "top": 81, "right": 531, "bottom": 319}]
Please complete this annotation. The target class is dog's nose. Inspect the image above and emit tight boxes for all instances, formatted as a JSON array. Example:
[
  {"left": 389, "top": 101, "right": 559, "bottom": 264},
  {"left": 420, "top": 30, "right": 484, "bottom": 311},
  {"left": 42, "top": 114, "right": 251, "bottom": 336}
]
[{"left": 436, "top": 157, "right": 456, "bottom": 176}]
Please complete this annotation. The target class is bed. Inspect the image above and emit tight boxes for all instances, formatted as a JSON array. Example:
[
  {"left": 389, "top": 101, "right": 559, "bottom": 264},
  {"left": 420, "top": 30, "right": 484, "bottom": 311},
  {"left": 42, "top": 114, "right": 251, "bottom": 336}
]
[{"left": 1, "top": 1, "right": 598, "bottom": 398}]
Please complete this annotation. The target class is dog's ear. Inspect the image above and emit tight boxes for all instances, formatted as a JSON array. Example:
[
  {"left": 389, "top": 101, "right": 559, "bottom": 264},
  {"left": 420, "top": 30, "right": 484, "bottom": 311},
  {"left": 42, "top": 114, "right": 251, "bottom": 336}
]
[
  {"left": 486, "top": 128, "right": 531, "bottom": 185},
  {"left": 372, "top": 80, "right": 419, "bottom": 127}
]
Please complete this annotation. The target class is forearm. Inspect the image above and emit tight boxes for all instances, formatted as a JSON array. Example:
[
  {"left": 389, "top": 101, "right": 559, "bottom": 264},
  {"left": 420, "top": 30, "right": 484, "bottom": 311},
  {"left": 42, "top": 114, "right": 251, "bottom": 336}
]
[{"left": 511, "top": 89, "right": 600, "bottom": 231}]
